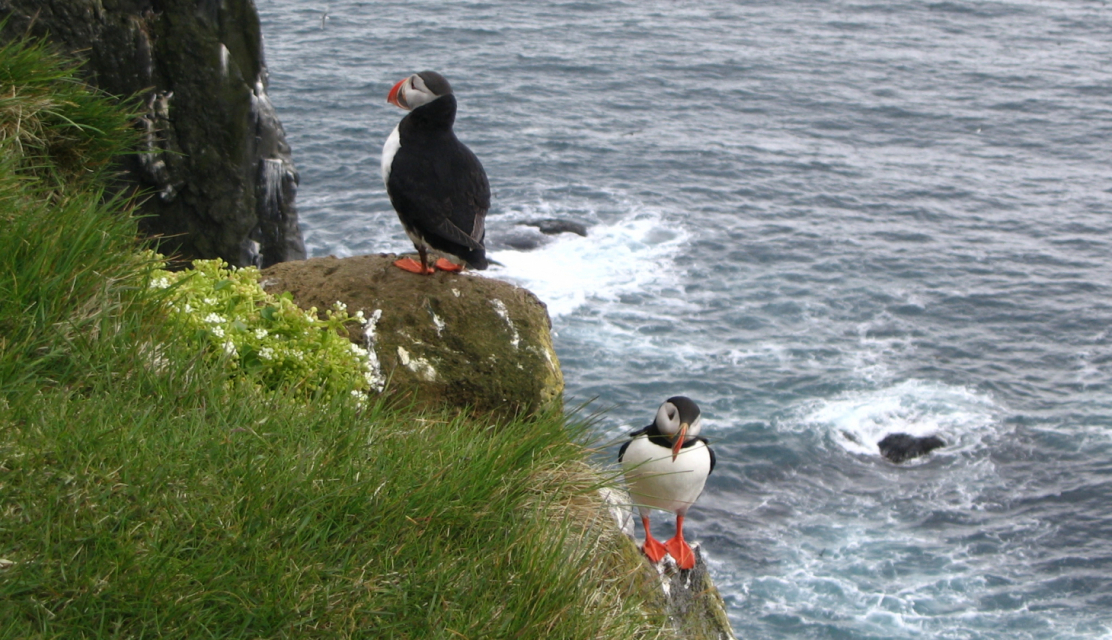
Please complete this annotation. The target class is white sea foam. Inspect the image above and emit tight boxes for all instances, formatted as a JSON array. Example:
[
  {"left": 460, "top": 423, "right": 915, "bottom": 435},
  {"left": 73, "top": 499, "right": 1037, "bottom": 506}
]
[
  {"left": 485, "top": 209, "right": 689, "bottom": 319},
  {"left": 789, "top": 379, "right": 1000, "bottom": 458}
]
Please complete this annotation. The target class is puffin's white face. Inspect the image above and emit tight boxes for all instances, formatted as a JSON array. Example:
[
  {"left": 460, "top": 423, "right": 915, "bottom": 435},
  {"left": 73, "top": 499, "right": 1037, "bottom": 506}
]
[
  {"left": 654, "top": 397, "right": 703, "bottom": 440},
  {"left": 387, "top": 73, "right": 440, "bottom": 111}
]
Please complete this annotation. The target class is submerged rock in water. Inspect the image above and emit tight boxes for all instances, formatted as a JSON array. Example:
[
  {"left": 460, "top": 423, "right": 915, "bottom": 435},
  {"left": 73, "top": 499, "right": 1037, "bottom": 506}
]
[
  {"left": 261, "top": 254, "right": 563, "bottom": 417},
  {"left": 524, "top": 218, "right": 589, "bottom": 237},
  {"left": 878, "top": 433, "right": 946, "bottom": 463},
  {"left": 497, "top": 230, "right": 549, "bottom": 252},
  {"left": 490, "top": 218, "right": 590, "bottom": 253}
]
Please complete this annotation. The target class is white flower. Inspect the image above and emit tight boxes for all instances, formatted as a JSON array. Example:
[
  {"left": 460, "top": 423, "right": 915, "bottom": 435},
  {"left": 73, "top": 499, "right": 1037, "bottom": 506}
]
[
  {"left": 204, "top": 313, "right": 223, "bottom": 324},
  {"left": 223, "top": 341, "right": 237, "bottom": 356},
  {"left": 149, "top": 276, "right": 171, "bottom": 289},
  {"left": 259, "top": 347, "right": 274, "bottom": 360},
  {"left": 183, "top": 303, "right": 193, "bottom": 313},
  {"left": 334, "top": 300, "right": 348, "bottom": 312},
  {"left": 211, "top": 326, "right": 225, "bottom": 338},
  {"left": 255, "top": 328, "right": 269, "bottom": 339}
]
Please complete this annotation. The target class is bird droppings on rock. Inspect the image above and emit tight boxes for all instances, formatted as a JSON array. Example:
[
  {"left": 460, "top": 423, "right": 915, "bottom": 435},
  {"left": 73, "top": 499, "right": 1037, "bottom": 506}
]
[
  {"left": 361, "top": 309, "right": 385, "bottom": 393},
  {"left": 490, "top": 299, "right": 521, "bottom": 349},
  {"left": 424, "top": 299, "right": 446, "bottom": 336},
  {"left": 598, "top": 486, "right": 635, "bottom": 539},
  {"left": 396, "top": 346, "right": 438, "bottom": 382}
]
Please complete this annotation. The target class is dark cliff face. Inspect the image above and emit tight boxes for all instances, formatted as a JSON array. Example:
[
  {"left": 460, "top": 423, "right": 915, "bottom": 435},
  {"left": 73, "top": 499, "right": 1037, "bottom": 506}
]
[{"left": 0, "top": 0, "right": 306, "bottom": 268}]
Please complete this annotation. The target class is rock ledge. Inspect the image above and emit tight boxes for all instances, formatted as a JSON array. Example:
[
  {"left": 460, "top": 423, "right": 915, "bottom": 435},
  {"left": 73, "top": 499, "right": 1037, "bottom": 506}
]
[{"left": 261, "top": 254, "right": 563, "bottom": 417}]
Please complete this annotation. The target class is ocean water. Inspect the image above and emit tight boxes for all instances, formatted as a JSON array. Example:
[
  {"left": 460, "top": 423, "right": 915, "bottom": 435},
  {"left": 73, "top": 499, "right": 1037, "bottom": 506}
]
[{"left": 255, "top": 1, "right": 1112, "bottom": 637}]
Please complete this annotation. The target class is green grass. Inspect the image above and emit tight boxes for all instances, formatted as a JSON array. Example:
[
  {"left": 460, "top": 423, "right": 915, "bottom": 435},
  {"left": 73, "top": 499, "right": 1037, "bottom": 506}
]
[
  {"left": 0, "top": 382, "right": 657, "bottom": 638},
  {"left": 0, "top": 35, "right": 666, "bottom": 639}
]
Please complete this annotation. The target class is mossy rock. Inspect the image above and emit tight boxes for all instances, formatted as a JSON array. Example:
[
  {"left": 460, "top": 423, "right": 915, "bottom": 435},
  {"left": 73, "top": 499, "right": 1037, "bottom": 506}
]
[
  {"left": 261, "top": 254, "right": 563, "bottom": 417},
  {"left": 602, "top": 488, "right": 737, "bottom": 640},
  {"left": 652, "top": 544, "right": 736, "bottom": 640},
  {"left": 623, "top": 539, "right": 736, "bottom": 640}
]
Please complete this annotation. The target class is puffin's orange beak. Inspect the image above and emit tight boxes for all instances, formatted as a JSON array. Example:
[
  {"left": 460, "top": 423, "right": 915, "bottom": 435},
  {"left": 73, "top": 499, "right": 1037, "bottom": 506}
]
[
  {"left": 671, "top": 423, "right": 688, "bottom": 461},
  {"left": 387, "top": 78, "right": 406, "bottom": 108}
]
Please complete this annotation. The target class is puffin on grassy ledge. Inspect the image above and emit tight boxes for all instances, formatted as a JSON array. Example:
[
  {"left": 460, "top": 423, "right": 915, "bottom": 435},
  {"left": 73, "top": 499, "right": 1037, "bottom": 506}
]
[
  {"left": 381, "top": 71, "right": 490, "bottom": 275},
  {"left": 619, "top": 396, "right": 715, "bottom": 570}
]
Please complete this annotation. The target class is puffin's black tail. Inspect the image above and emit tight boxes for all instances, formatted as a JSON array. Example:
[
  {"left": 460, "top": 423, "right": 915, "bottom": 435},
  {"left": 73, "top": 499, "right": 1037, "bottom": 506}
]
[{"left": 462, "top": 246, "right": 488, "bottom": 270}]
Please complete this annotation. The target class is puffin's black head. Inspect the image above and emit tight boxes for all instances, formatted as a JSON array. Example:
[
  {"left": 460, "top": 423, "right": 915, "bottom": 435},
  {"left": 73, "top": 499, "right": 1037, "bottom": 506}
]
[
  {"left": 654, "top": 396, "right": 703, "bottom": 461},
  {"left": 387, "top": 71, "right": 453, "bottom": 111}
]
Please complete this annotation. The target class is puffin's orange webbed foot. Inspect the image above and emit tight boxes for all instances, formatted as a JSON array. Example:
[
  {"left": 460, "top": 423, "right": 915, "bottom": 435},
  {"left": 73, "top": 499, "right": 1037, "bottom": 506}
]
[
  {"left": 393, "top": 257, "right": 435, "bottom": 274},
  {"left": 642, "top": 537, "right": 668, "bottom": 564},
  {"left": 665, "top": 514, "right": 696, "bottom": 570},
  {"left": 665, "top": 536, "right": 696, "bottom": 570},
  {"left": 640, "top": 514, "right": 668, "bottom": 564},
  {"left": 434, "top": 258, "right": 464, "bottom": 272}
]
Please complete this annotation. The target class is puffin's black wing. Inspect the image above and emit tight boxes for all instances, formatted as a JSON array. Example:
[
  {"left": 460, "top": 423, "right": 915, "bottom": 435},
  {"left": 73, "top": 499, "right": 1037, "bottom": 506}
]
[
  {"left": 617, "top": 424, "right": 652, "bottom": 462},
  {"left": 433, "top": 141, "right": 489, "bottom": 248},
  {"left": 386, "top": 139, "right": 489, "bottom": 245},
  {"left": 698, "top": 437, "right": 716, "bottom": 475}
]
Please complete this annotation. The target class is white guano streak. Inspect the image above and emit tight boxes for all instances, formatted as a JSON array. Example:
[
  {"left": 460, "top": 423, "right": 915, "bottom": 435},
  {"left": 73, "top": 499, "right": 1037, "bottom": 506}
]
[{"left": 490, "top": 299, "right": 520, "bottom": 349}]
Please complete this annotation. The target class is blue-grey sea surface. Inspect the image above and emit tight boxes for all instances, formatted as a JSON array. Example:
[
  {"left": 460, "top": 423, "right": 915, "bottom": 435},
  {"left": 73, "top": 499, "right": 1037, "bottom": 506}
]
[{"left": 256, "top": 1, "right": 1112, "bottom": 637}]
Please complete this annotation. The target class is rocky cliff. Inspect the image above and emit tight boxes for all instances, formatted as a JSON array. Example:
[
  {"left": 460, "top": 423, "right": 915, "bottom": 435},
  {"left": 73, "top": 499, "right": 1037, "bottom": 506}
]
[{"left": 0, "top": 0, "right": 305, "bottom": 267}]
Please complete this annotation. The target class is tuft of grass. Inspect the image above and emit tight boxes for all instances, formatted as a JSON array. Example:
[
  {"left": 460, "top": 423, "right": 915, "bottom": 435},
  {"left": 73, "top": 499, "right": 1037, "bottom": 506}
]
[
  {"left": 0, "top": 32, "right": 139, "bottom": 190},
  {"left": 0, "top": 162, "right": 154, "bottom": 389},
  {"left": 0, "top": 30, "right": 148, "bottom": 391},
  {"left": 0, "top": 33, "right": 669, "bottom": 639}
]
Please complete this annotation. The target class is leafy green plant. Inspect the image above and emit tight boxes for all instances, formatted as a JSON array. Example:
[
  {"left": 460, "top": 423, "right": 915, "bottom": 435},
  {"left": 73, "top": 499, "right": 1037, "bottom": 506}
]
[{"left": 150, "top": 257, "right": 376, "bottom": 402}]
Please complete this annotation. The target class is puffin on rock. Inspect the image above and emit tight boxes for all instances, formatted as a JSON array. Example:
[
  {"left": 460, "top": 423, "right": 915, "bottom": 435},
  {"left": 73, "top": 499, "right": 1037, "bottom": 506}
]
[
  {"left": 619, "top": 396, "right": 715, "bottom": 570},
  {"left": 382, "top": 71, "right": 490, "bottom": 274}
]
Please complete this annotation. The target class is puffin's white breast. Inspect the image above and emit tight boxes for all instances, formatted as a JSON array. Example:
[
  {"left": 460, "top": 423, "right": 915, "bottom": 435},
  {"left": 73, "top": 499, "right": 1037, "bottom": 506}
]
[
  {"left": 381, "top": 123, "right": 401, "bottom": 185},
  {"left": 621, "top": 436, "right": 711, "bottom": 515}
]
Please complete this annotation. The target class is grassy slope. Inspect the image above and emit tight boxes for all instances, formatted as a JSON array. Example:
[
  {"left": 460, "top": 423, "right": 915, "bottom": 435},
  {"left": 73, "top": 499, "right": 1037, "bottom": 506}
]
[{"left": 0, "top": 37, "right": 665, "bottom": 639}]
